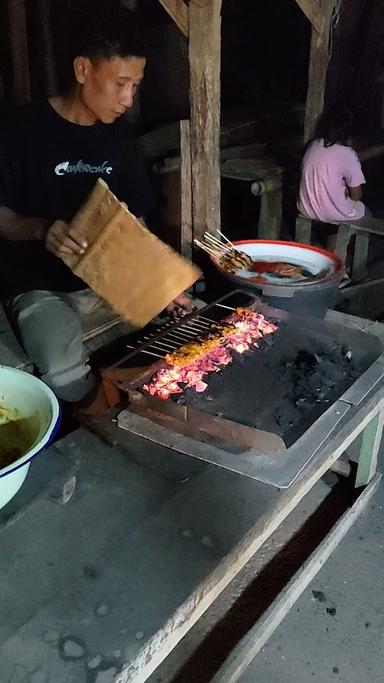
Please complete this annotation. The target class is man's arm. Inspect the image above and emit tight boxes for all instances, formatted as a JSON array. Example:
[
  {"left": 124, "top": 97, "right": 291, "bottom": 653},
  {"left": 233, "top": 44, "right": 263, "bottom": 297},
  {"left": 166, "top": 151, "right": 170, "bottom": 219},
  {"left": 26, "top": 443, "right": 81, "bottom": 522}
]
[
  {"left": 0, "top": 206, "right": 48, "bottom": 241},
  {"left": 0, "top": 207, "right": 86, "bottom": 255}
]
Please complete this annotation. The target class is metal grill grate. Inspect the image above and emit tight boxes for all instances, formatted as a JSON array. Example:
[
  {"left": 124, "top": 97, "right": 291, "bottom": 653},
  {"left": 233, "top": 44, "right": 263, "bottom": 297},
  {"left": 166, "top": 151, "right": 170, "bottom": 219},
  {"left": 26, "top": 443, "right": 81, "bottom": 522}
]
[
  {"left": 124, "top": 303, "right": 238, "bottom": 360},
  {"left": 100, "top": 291, "right": 257, "bottom": 370}
]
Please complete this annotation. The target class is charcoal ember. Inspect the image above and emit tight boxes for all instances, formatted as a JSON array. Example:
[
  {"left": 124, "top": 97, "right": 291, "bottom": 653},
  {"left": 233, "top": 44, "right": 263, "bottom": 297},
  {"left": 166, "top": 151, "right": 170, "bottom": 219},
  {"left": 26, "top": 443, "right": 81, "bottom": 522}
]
[
  {"left": 261, "top": 335, "right": 275, "bottom": 348},
  {"left": 143, "top": 308, "right": 277, "bottom": 399},
  {"left": 172, "top": 394, "right": 186, "bottom": 405},
  {"left": 273, "top": 403, "right": 296, "bottom": 431},
  {"left": 138, "top": 306, "right": 371, "bottom": 449},
  {"left": 271, "top": 345, "right": 360, "bottom": 441}
]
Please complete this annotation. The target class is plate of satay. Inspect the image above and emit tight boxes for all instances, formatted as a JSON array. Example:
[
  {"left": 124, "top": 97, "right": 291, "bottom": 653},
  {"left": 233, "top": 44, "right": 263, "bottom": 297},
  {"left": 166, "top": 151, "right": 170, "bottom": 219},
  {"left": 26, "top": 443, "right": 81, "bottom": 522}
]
[{"left": 195, "top": 231, "right": 344, "bottom": 288}]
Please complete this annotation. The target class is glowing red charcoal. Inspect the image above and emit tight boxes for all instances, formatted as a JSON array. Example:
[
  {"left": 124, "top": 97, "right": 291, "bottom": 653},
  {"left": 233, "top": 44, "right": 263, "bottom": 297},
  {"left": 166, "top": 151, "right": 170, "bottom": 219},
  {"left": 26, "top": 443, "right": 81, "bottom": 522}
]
[{"left": 143, "top": 308, "right": 278, "bottom": 400}]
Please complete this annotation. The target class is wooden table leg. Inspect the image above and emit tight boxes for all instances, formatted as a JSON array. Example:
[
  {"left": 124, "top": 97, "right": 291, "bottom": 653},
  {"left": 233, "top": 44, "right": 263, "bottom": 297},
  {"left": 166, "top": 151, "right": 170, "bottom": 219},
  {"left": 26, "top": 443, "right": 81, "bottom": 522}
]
[
  {"left": 295, "top": 216, "right": 312, "bottom": 244},
  {"left": 355, "top": 407, "right": 384, "bottom": 487},
  {"left": 258, "top": 188, "right": 283, "bottom": 240},
  {"left": 351, "top": 233, "right": 369, "bottom": 282},
  {"left": 334, "top": 223, "right": 352, "bottom": 263}
]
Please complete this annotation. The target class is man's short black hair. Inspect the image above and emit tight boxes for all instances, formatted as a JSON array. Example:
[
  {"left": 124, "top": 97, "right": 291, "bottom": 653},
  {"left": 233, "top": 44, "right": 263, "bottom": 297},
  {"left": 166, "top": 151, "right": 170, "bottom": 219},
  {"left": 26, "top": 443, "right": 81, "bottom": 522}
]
[
  {"left": 56, "top": 0, "right": 146, "bottom": 93},
  {"left": 68, "top": 0, "right": 146, "bottom": 62}
]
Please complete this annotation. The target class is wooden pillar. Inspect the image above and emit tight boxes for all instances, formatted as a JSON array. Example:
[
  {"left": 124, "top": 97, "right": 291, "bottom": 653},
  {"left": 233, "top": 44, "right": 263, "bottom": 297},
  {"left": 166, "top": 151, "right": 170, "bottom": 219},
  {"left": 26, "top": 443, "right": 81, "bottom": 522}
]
[
  {"left": 8, "top": 0, "right": 31, "bottom": 103},
  {"left": 180, "top": 120, "right": 193, "bottom": 259},
  {"left": 36, "top": 0, "right": 57, "bottom": 96},
  {"left": 188, "top": 0, "right": 222, "bottom": 239},
  {"left": 304, "top": 0, "right": 335, "bottom": 142}
]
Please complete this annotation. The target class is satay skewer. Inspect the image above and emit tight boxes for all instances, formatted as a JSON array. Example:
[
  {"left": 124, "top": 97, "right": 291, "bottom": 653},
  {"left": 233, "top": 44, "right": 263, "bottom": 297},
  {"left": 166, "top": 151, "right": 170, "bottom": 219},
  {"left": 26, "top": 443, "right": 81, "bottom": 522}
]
[
  {"left": 216, "top": 229, "right": 239, "bottom": 251},
  {"left": 195, "top": 234, "right": 253, "bottom": 272},
  {"left": 215, "top": 230, "right": 253, "bottom": 268},
  {"left": 203, "top": 233, "right": 232, "bottom": 253},
  {"left": 194, "top": 239, "right": 222, "bottom": 258}
]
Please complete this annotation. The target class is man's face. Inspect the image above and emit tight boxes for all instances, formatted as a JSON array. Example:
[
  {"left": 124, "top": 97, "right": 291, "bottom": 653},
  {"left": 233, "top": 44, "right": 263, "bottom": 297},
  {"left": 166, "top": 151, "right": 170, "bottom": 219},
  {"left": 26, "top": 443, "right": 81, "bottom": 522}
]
[{"left": 75, "top": 55, "right": 146, "bottom": 124}]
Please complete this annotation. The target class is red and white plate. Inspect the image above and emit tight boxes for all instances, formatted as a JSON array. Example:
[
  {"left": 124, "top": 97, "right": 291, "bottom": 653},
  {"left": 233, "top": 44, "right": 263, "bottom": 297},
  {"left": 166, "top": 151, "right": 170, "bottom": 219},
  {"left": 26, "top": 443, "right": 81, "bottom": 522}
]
[{"left": 211, "top": 240, "right": 344, "bottom": 287}]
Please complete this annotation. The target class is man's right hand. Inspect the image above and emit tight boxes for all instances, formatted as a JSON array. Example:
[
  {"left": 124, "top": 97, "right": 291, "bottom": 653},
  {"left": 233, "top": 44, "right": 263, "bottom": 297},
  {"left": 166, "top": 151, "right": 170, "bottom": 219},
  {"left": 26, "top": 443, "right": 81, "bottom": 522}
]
[{"left": 45, "top": 220, "right": 88, "bottom": 257}]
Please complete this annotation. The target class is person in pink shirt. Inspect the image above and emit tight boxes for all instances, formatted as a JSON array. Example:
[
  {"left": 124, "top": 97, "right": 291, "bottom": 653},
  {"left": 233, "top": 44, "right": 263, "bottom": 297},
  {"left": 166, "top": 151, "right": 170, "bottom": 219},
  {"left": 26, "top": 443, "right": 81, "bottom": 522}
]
[{"left": 297, "top": 109, "right": 367, "bottom": 249}]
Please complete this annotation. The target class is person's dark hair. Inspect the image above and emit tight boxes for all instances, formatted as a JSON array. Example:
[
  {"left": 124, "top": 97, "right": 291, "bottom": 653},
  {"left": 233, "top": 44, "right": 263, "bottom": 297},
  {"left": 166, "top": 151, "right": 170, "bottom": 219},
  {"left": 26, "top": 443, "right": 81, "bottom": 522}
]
[
  {"left": 315, "top": 108, "right": 355, "bottom": 147},
  {"left": 55, "top": 0, "right": 146, "bottom": 94}
]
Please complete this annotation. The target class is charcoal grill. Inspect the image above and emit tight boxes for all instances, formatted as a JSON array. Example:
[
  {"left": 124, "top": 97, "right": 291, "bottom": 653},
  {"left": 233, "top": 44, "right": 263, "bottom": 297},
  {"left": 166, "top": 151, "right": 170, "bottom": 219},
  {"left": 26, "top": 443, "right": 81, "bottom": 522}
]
[{"left": 106, "top": 291, "right": 384, "bottom": 487}]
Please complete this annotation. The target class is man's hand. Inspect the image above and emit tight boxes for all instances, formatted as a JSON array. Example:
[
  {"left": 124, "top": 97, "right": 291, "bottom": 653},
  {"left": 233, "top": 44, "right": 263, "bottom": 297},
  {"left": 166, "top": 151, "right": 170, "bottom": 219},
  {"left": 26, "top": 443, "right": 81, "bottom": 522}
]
[
  {"left": 45, "top": 220, "right": 88, "bottom": 257},
  {"left": 166, "top": 292, "right": 195, "bottom": 318}
]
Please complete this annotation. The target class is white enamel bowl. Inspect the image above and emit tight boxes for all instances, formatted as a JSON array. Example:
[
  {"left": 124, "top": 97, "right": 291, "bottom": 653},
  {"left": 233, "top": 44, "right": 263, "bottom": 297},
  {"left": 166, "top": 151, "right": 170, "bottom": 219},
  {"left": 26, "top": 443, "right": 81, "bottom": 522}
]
[
  {"left": 0, "top": 366, "right": 60, "bottom": 509},
  {"left": 211, "top": 240, "right": 344, "bottom": 287}
]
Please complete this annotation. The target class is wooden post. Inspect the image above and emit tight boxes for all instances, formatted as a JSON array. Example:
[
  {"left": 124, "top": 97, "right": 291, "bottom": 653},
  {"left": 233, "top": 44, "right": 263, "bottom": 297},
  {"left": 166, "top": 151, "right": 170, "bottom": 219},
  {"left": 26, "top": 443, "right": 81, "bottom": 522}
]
[
  {"left": 180, "top": 120, "right": 193, "bottom": 259},
  {"left": 8, "top": 0, "right": 31, "bottom": 104},
  {"left": 36, "top": 0, "right": 57, "bottom": 96},
  {"left": 303, "top": 0, "right": 335, "bottom": 142},
  {"left": 188, "top": 0, "right": 222, "bottom": 239},
  {"left": 158, "top": 0, "right": 189, "bottom": 37},
  {"left": 294, "top": 0, "right": 323, "bottom": 33}
]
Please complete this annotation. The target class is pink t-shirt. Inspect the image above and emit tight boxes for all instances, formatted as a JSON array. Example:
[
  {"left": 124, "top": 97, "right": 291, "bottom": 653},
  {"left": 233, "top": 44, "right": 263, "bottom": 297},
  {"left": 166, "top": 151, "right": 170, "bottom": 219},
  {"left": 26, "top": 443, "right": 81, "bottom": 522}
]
[{"left": 297, "top": 139, "right": 366, "bottom": 222}]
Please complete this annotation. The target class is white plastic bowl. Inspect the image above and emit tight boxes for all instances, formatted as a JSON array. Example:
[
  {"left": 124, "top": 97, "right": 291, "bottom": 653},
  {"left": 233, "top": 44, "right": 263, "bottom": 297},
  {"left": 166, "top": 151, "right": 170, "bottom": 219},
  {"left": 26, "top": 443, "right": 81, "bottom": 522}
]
[{"left": 0, "top": 366, "right": 60, "bottom": 509}]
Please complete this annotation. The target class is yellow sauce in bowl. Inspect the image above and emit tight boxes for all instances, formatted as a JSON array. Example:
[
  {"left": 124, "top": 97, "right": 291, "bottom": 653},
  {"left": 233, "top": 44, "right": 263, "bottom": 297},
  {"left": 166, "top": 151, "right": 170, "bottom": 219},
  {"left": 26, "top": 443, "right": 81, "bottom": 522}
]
[{"left": 0, "top": 405, "right": 40, "bottom": 469}]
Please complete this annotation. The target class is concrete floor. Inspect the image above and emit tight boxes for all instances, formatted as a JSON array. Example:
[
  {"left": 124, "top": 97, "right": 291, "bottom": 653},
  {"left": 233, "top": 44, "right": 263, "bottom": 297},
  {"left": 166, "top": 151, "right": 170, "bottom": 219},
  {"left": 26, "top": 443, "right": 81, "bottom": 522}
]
[
  {"left": 152, "top": 450, "right": 384, "bottom": 683},
  {"left": 235, "top": 406, "right": 384, "bottom": 683},
  {"left": 239, "top": 477, "right": 384, "bottom": 683}
]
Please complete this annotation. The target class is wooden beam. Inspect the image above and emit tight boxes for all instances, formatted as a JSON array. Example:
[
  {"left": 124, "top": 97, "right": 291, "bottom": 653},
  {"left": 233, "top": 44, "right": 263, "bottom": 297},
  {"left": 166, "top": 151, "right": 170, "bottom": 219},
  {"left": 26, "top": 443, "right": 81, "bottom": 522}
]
[
  {"left": 8, "top": 0, "right": 31, "bottom": 103},
  {"left": 188, "top": 0, "right": 222, "bottom": 239},
  {"left": 36, "top": 0, "right": 57, "bottom": 96},
  {"left": 180, "top": 120, "right": 193, "bottom": 259},
  {"left": 294, "top": 0, "right": 324, "bottom": 33},
  {"left": 304, "top": 0, "right": 335, "bottom": 141},
  {"left": 158, "top": 0, "right": 189, "bottom": 37}
]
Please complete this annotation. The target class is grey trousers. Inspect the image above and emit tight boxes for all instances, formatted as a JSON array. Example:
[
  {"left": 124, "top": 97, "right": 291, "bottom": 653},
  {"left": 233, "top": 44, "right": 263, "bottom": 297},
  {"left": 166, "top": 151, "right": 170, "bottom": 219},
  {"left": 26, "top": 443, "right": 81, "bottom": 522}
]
[{"left": 6, "top": 289, "right": 102, "bottom": 402}]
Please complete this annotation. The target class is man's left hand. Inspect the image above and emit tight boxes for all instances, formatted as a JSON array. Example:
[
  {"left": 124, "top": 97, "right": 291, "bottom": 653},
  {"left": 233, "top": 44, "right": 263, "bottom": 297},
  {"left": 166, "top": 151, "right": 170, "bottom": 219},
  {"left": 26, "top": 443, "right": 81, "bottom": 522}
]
[{"left": 166, "top": 292, "right": 195, "bottom": 318}]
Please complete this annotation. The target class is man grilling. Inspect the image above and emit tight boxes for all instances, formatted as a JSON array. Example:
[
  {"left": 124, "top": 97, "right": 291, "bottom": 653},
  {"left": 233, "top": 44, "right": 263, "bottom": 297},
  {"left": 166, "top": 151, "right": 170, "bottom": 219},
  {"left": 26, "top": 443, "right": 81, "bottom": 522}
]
[{"left": 0, "top": 0, "right": 192, "bottom": 416}]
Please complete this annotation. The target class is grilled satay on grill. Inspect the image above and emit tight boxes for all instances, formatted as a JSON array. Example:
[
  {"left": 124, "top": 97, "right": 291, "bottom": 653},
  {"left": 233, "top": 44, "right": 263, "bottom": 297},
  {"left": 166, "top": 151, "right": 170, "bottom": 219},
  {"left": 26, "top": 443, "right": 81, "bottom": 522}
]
[
  {"left": 165, "top": 323, "right": 235, "bottom": 366},
  {"left": 164, "top": 309, "right": 273, "bottom": 367}
]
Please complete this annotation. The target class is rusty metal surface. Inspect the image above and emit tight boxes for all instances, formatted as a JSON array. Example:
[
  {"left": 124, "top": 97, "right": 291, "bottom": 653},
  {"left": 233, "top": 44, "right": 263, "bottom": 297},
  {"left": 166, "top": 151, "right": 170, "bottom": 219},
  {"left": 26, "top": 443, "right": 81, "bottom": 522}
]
[{"left": 128, "top": 389, "right": 286, "bottom": 454}]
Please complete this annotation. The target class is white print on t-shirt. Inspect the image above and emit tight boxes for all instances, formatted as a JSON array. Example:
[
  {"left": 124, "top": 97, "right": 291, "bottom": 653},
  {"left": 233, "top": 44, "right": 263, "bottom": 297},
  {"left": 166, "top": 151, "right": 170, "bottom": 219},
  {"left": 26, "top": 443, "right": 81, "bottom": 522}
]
[{"left": 55, "top": 160, "right": 113, "bottom": 176}]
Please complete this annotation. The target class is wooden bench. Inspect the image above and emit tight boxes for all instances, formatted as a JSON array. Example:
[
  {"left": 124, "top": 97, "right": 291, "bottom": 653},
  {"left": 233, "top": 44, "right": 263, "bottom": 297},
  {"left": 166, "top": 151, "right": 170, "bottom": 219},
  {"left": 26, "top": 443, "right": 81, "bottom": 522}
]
[
  {"left": 334, "top": 217, "right": 384, "bottom": 281},
  {"left": 295, "top": 215, "right": 384, "bottom": 282},
  {"left": 0, "top": 303, "right": 32, "bottom": 372},
  {"left": 158, "top": 151, "right": 284, "bottom": 245},
  {"left": 220, "top": 157, "right": 283, "bottom": 239}
]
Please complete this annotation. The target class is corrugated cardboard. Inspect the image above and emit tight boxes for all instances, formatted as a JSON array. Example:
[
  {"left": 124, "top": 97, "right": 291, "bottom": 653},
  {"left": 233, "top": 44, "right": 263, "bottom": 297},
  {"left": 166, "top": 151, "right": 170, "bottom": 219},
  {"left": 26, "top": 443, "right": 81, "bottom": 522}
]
[{"left": 62, "top": 180, "right": 201, "bottom": 329}]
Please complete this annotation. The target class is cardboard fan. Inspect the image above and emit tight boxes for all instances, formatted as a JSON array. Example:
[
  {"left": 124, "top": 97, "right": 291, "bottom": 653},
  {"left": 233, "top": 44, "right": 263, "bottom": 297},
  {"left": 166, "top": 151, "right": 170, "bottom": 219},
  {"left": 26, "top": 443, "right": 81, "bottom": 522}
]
[{"left": 61, "top": 179, "right": 201, "bottom": 329}]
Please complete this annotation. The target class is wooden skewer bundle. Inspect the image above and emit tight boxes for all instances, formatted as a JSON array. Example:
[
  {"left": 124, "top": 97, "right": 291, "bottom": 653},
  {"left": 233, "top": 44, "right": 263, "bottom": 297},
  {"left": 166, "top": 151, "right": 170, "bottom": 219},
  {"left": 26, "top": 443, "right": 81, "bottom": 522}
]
[{"left": 194, "top": 230, "right": 253, "bottom": 272}]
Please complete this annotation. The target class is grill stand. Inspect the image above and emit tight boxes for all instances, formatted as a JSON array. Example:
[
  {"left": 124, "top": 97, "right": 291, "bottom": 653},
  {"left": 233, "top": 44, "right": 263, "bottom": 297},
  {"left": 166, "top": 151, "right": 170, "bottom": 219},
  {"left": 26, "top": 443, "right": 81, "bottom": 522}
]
[
  {"left": 111, "top": 291, "right": 384, "bottom": 488},
  {"left": 117, "top": 382, "right": 384, "bottom": 488}
]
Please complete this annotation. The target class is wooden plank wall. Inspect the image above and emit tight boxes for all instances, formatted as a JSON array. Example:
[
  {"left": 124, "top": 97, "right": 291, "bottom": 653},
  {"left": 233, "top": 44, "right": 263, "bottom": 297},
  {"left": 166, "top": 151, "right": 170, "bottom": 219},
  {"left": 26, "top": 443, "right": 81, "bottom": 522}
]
[{"left": 8, "top": 0, "right": 31, "bottom": 103}]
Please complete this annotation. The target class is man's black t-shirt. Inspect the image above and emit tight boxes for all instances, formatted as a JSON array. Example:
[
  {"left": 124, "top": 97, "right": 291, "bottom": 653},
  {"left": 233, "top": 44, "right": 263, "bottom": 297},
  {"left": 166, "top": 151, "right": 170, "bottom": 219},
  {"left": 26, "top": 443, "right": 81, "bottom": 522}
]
[{"left": 0, "top": 100, "right": 155, "bottom": 301}]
